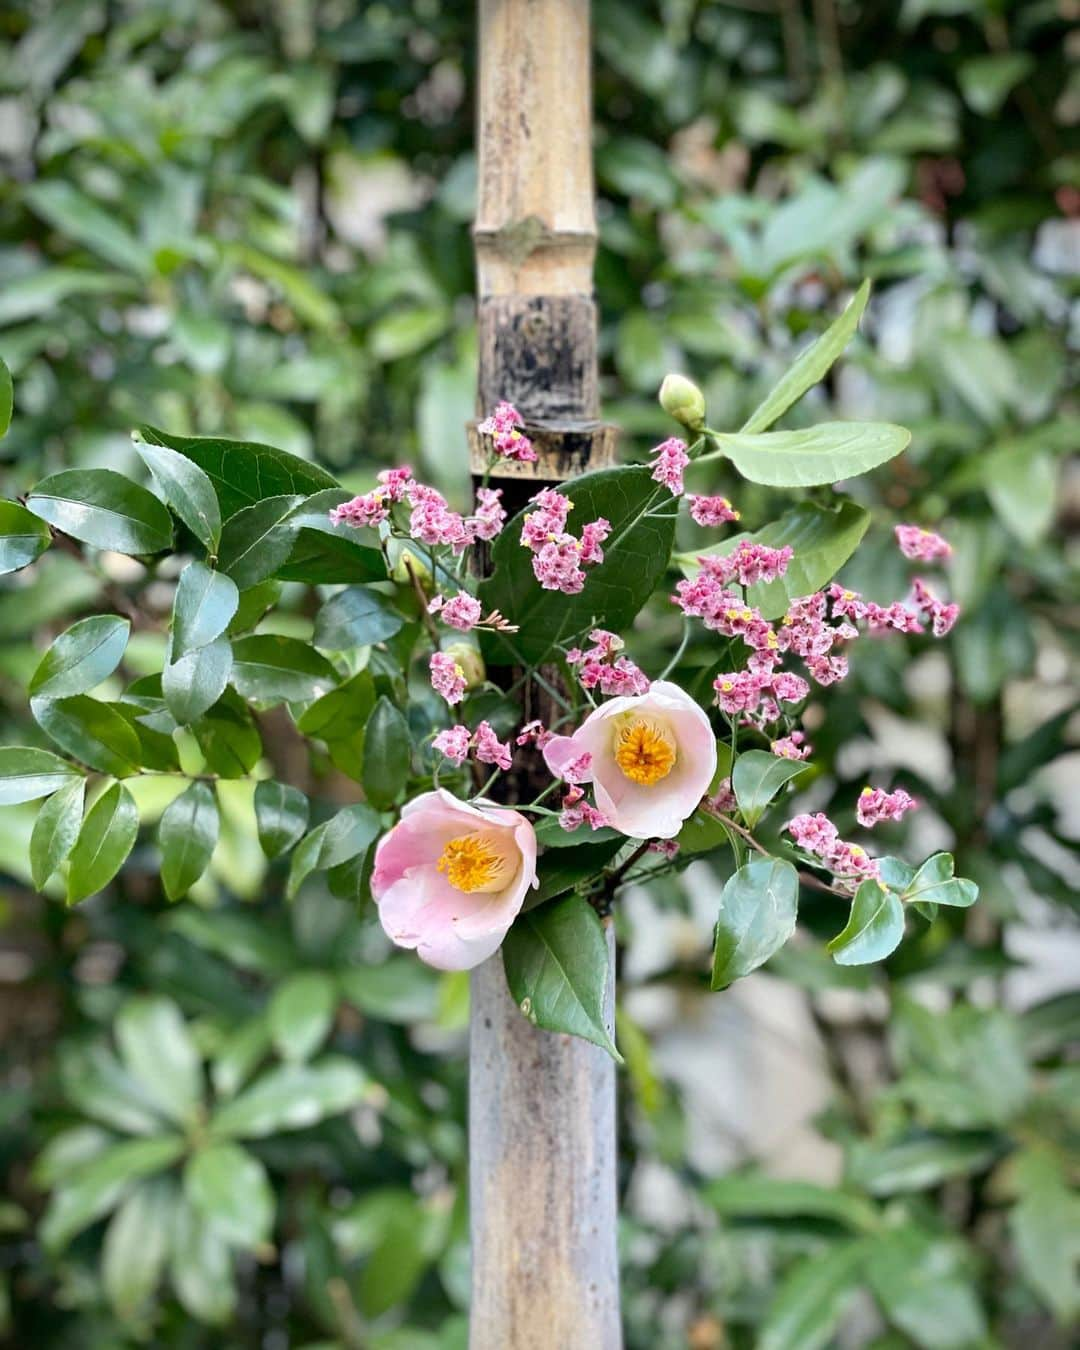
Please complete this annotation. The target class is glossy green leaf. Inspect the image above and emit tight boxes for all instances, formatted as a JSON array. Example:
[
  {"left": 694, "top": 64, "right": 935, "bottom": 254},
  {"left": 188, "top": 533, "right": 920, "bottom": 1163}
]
[
  {"left": 216, "top": 494, "right": 304, "bottom": 590},
  {"left": 313, "top": 586, "right": 405, "bottom": 650},
  {"left": 337, "top": 958, "right": 441, "bottom": 1025},
  {"left": 184, "top": 1143, "right": 274, "bottom": 1250},
  {"left": 230, "top": 635, "right": 335, "bottom": 704},
  {"left": 287, "top": 803, "right": 381, "bottom": 900},
  {"left": 169, "top": 1199, "right": 235, "bottom": 1324},
  {"left": 741, "top": 281, "right": 870, "bottom": 434},
  {"left": 26, "top": 468, "right": 174, "bottom": 554},
  {"left": 57, "top": 1040, "right": 165, "bottom": 1137},
  {"left": 158, "top": 781, "right": 219, "bottom": 900},
  {"left": 32, "top": 696, "right": 142, "bottom": 777},
  {"left": 705, "top": 1175, "right": 879, "bottom": 1231},
  {"left": 254, "top": 780, "right": 310, "bottom": 859},
  {"left": 983, "top": 441, "right": 1057, "bottom": 545},
  {"left": 208, "top": 1056, "right": 370, "bottom": 1139},
  {"left": 849, "top": 1133, "right": 1000, "bottom": 1196},
  {"left": 295, "top": 669, "right": 375, "bottom": 741},
  {"left": 866, "top": 1227, "right": 986, "bottom": 1350},
  {"left": 191, "top": 690, "right": 261, "bottom": 777},
  {"left": 67, "top": 783, "right": 139, "bottom": 904},
  {"left": 29, "top": 615, "right": 130, "bottom": 699},
  {"left": 0, "top": 500, "right": 51, "bottom": 575},
  {"left": 759, "top": 1239, "right": 868, "bottom": 1350},
  {"left": 0, "top": 746, "right": 81, "bottom": 805},
  {"left": 102, "top": 1177, "right": 174, "bottom": 1321},
  {"left": 133, "top": 433, "right": 221, "bottom": 552},
  {"left": 711, "top": 858, "right": 799, "bottom": 989},
  {"left": 502, "top": 894, "right": 621, "bottom": 1061},
  {"left": 531, "top": 836, "right": 624, "bottom": 907},
  {"left": 29, "top": 777, "right": 85, "bottom": 888},
  {"left": 715, "top": 421, "right": 910, "bottom": 488},
  {"left": 162, "top": 634, "right": 233, "bottom": 725},
  {"left": 904, "top": 853, "right": 978, "bottom": 909},
  {"left": 361, "top": 697, "right": 409, "bottom": 809},
  {"left": 732, "top": 751, "right": 807, "bottom": 828},
  {"left": 268, "top": 971, "right": 337, "bottom": 1062},
  {"left": 171, "top": 561, "right": 239, "bottom": 657},
  {"left": 829, "top": 879, "right": 905, "bottom": 965},
  {"left": 115, "top": 995, "right": 203, "bottom": 1126},
  {"left": 278, "top": 490, "right": 386, "bottom": 584}
]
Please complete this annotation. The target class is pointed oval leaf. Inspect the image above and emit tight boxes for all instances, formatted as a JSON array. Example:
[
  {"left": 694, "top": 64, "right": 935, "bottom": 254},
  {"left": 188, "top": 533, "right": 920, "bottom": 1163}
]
[
  {"left": 217, "top": 494, "right": 304, "bottom": 590},
  {"left": 192, "top": 690, "right": 262, "bottom": 778},
  {"left": 184, "top": 1143, "right": 274, "bottom": 1250},
  {"left": 361, "top": 697, "right": 409, "bottom": 809},
  {"left": 0, "top": 499, "right": 51, "bottom": 575},
  {"left": 0, "top": 746, "right": 81, "bottom": 805},
  {"left": 169, "top": 1198, "right": 236, "bottom": 1324},
  {"left": 115, "top": 995, "right": 204, "bottom": 1126},
  {"left": 732, "top": 751, "right": 808, "bottom": 829},
  {"left": 133, "top": 432, "right": 221, "bottom": 552},
  {"left": 29, "top": 615, "right": 130, "bottom": 699},
  {"left": 162, "top": 634, "right": 233, "bottom": 724},
  {"left": 30, "top": 777, "right": 85, "bottom": 888},
  {"left": 172, "top": 561, "right": 239, "bottom": 658},
  {"left": 26, "top": 468, "right": 174, "bottom": 554},
  {"left": 208, "top": 1056, "right": 370, "bottom": 1140},
  {"left": 102, "top": 1177, "right": 175, "bottom": 1320},
  {"left": 287, "top": 803, "right": 380, "bottom": 900},
  {"left": 254, "top": 780, "right": 309, "bottom": 859},
  {"left": 313, "top": 586, "right": 405, "bottom": 650},
  {"left": 711, "top": 858, "right": 799, "bottom": 989},
  {"left": 230, "top": 635, "right": 335, "bottom": 704},
  {"left": 158, "top": 781, "right": 219, "bottom": 900},
  {"left": 67, "top": 783, "right": 139, "bottom": 905},
  {"left": 31, "top": 696, "right": 142, "bottom": 777},
  {"left": 268, "top": 971, "right": 337, "bottom": 1062},
  {"left": 828, "top": 879, "right": 905, "bottom": 965},
  {"left": 716, "top": 421, "right": 910, "bottom": 488}
]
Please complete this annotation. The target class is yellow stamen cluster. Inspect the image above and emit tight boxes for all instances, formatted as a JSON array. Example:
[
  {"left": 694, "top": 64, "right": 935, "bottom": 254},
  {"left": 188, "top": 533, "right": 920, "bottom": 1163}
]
[
  {"left": 613, "top": 716, "right": 678, "bottom": 786},
  {"left": 437, "top": 832, "right": 509, "bottom": 893}
]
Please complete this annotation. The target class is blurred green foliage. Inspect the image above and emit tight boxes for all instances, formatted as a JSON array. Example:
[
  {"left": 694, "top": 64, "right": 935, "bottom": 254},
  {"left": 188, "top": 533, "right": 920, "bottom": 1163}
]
[{"left": 0, "top": 0, "right": 1076, "bottom": 1347}]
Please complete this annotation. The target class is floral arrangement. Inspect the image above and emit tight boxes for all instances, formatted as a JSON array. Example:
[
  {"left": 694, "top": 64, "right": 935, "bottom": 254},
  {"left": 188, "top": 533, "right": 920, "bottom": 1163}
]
[{"left": 0, "top": 283, "right": 977, "bottom": 1058}]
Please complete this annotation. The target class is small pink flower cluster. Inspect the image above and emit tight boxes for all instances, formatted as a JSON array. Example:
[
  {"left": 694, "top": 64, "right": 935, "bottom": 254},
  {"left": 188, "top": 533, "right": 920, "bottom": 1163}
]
[
  {"left": 516, "top": 720, "right": 553, "bottom": 750},
  {"left": 649, "top": 839, "right": 680, "bottom": 860},
  {"left": 856, "top": 785, "right": 917, "bottom": 828},
  {"left": 911, "top": 578, "right": 960, "bottom": 637},
  {"left": 785, "top": 812, "right": 880, "bottom": 887},
  {"left": 771, "top": 731, "right": 811, "bottom": 760},
  {"left": 332, "top": 468, "right": 505, "bottom": 556},
  {"left": 566, "top": 629, "right": 650, "bottom": 697},
  {"left": 650, "top": 438, "right": 690, "bottom": 495},
  {"left": 895, "top": 524, "right": 952, "bottom": 562},
  {"left": 559, "top": 785, "right": 609, "bottom": 832},
  {"left": 329, "top": 464, "right": 414, "bottom": 529},
  {"left": 478, "top": 401, "right": 537, "bottom": 463},
  {"left": 702, "top": 541, "right": 794, "bottom": 589},
  {"left": 520, "top": 488, "right": 610, "bottom": 595},
  {"left": 713, "top": 653, "right": 809, "bottom": 721},
  {"left": 429, "top": 651, "right": 468, "bottom": 705},
  {"left": 429, "top": 591, "right": 482, "bottom": 631},
  {"left": 433, "top": 720, "right": 513, "bottom": 771},
  {"left": 688, "top": 494, "right": 740, "bottom": 528},
  {"left": 673, "top": 576, "right": 777, "bottom": 652},
  {"left": 707, "top": 778, "right": 737, "bottom": 814}
]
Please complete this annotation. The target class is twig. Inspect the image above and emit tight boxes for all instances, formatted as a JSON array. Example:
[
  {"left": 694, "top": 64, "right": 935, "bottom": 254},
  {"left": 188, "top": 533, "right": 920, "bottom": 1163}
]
[{"left": 404, "top": 557, "right": 441, "bottom": 644}]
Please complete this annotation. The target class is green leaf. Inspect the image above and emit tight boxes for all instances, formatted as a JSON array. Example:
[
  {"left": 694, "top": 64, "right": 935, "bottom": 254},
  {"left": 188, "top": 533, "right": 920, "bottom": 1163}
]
[
  {"left": 133, "top": 433, "right": 221, "bottom": 553},
  {"left": 26, "top": 469, "right": 174, "bottom": 554},
  {"left": 162, "top": 634, "right": 233, "bottom": 725},
  {"left": 957, "top": 52, "right": 1035, "bottom": 117},
  {"left": 828, "top": 879, "right": 905, "bottom": 965},
  {"left": 169, "top": 1198, "right": 236, "bottom": 1325},
  {"left": 337, "top": 958, "right": 441, "bottom": 1025},
  {"left": 0, "top": 356, "right": 11, "bottom": 437},
  {"left": 184, "top": 1143, "right": 274, "bottom": 1251},
  {"left": 115, "top": 995, "right": 204, "bottom": 1126},
  {"left": 1010, "top": 1145, "right": 1080, "bottom": 1324},
  {"left": 683, "top": 500, "right": 871, "bottom": 621},
  {"left": 102, "top": 1178, "right": 174, "bottom": 1321},
  {"left": 705, "top": 1175, "right": 879, "bottom": 1232},
  {"left": 741, "top": 281, "right": 870, "bottom": 434},
  {"left": 278, "top": 491, "right": 386, "bottom": 584},
  {"left": 711, "top": 858, "right": 799, "bottom": 989},
  {"left": 732, "top": 751, "right": 807, "bottom": 828},
  {"left": 0, "top": 500, "right": 51, "bottom": 575},
  {"left": 531, "top": 836, "right": 624, "bottom": 907},
  {"left": 24, "top": 180, "right": 151, "bottom": 274},
  {"left": 32, "top": 696, "right": 142, "bottom": 777},
  {"left": 254, "top": 780, "right": 310, "bottom": 859},
  {"left": 313, "top": 586, "right": 405, "bottom": 650},
  {"left": 67, "top": 783, "right": 139, "bottom": 905},
  {"left": 29, "top": 615, "right": 130, "bottom": 699},
  {"left": 759, "top": 1239, "right": 867, "bottom": 1350},
  {"left": 866, "top": 1227, "right": 986, "bottom": 1350},
  {"left": 904, "top": 853, "right": 978, "bottom": 909},
  {"left": 40, "top": 1135, "right": 186, "bottom": 1254},
  {"left": 982, "top": 441, "right": 1057, "bottom": 545},
  {"left": 158, "top": 781, "right": 219, "bottom": 900},
  {"left": 849, "top": 1133, "right": 1000, "bottom": 1196},
  {"left": 0, "top": 746, "right": 81, "bottom": 805},
  {"left": 478, "top": 465, "right": 677, "bottom": 666},
  {"left": 502, "top": 894, "right": 621, "bottom": 1061},
  {"left": 295, "top": 669, "right": 376, "bottom": 742},
  {"left": 192, "top": 690, "right": 262, "bottom": 778},
  {"left": 362, "top": 697, "right": 409, "bottom": 809},
  {"left": 208, "top": 1056, "right": 370, "bottom": 1139},
  {"left": 268, "top": 971, "right": 338, "bottom": 1062},
  {"left": 287, "top": 803, "right": 381, "bottom": 900},
  {"left": 58, "top": 1041, "right": 165, "bottom": 1136},
  {"left": 715, "top": 421, "right": 910, "bottom": 488},
  {"left": 230, "top": 635, "right": 336, "bottom": 704},
  {"left": 217, "top": 494, "right": 304, "bottom": 590},
  {"left": 171, "top": 562, "right": 239, "bottom": 658},
  {"left": 30, "top": 778, "right": 85, "bottom": 888},
  {"left": 138, "top": 425, "right": 337, "bottom": 521}
]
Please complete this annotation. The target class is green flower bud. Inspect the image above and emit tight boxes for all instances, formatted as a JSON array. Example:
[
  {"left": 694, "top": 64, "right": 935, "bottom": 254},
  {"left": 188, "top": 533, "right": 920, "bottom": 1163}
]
[
  {"left": 442, "top": 640, "right": 485, "bottom": 690},
  {"left": 659, "top": 373, "right": 706, "bottom": 430},
  {"left": 388, "top": 543, "right": 432, "bottom": 589}
]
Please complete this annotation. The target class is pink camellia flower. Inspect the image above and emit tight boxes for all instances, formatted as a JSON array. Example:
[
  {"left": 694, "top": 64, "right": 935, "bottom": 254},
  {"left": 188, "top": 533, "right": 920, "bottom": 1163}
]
[
  {"left": 372, "top": 789, "right": 537, "bottom": 970},
  {"left": 542, "top": 681, "right": 716, "bottom": 839}
]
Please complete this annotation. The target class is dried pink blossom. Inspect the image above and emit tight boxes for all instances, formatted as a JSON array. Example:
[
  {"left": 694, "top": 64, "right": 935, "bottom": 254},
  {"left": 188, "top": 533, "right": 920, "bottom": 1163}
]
[
  {"left": 435, "top": 592, "right": 483, "bottom": 632},
  {"left": 558, "top": 786, "right": 610, "bottom": 833},
  {"left": 688, "top": 494, "right": 740, "bottom": 527},
  {"left": 432, "top": 725, "right": 471, "bottom": 766},
  {"left": 567, "top": 630, "right": 650, "bottom": 697},
  {"left": 707, "top": 778, "right": 737, "bottom": 814},
  {"left": 895, "top": 524, "right": 952, "bottom": 562},
  {"left": 649, "top": 839, "right": 680, "bottom": 859},
  {"left": 409, "top": 484, "right": 474, "bottom": 553},
  {"left": 520, "top": 488, "right": 572, "bottom": 550},
  {"left": 478, "top": 401, "right": 537, "bottom": 463},
  {"left": 856, "top": 786, "right": 918, "bottom": 828},
  {"left": 786, "top": 812, "right": 840, "bottom": 854},
  {"left": 471, "top": 486, "right": 506, "bottom": 541},
  {"left": 911, "top": 578, "right": 960, "bottom": 637},
  {"left": 474, "top": 720, "right": 513, "bottom": 771},
  {"left": 771, "top": 732, "right": 811, "bottom": 760},
  {"left": 516, "top": 720, "right": 554, "bottom": 750},
  {"left": 430, "top": 651, "right": 467, "bottom": 705},
  {"left": 650, "top": 437, "right": 690, "bottom": 495},
  {"left": 330, "top": 491, "right": 390, "bottom": 530}
]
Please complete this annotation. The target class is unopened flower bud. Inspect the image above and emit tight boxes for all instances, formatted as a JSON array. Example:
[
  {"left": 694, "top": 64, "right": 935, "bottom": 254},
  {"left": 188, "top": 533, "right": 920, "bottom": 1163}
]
[
  {"left": 659, "top": 373, "right": 706, "bottom": 430},
  {"left": 441, "top": 640, "right": 485, "bottom": 690},
  {"left": 389, "top": 543, "right": 432, "bottom": 590}
]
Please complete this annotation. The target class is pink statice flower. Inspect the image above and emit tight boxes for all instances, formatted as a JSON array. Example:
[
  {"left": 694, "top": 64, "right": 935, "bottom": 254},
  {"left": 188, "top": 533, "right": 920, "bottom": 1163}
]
[
  {"left": 516, "top": 719, "right": 553, "bottom": 750},
  {"left": 478, "top": 401, "right": 537, "bottom": 463},
  {"left": 649, "top": 839, "right": 680, "bottom": 859},
  {"left": 559, "top": 786, "right": 610, "bottom": 833},
  {"left": 330, "top": 491, "right": 390, "bottom": 530},
  {"left": 673, "top": 574, "right": 778, "bottom": 654},
  {"left": 688, "top": 494, "right": 740, "bottom": 527},
  {"left": 432, "top": 725, "right": 471, "bottom": 766},
  {"left": 829, "top": 841, "right": 880, "bottom": 881},
  {"left": 786, "top": 812, "right": 840, "bottom": 854},
  {"left": 701, "top": 540, "right": 794, "bottom": 588},
  {"left": 856, "top": 786, "right": 918, "bottom": 828},
  {"left": 706, "top": 778, "right": 737, "bottom": 814},
  {"left": 566, "top": 630, "right": 650, "bottom": 698},
  {"left": 650, "top": 437, "right": 690, "bottom": 495},
  {"left": 771, "top": 732, "right": 811, "bottom": 760},
  {"left": 911, "top": 577, "right": 960, "bottom": 636},
  {"left": 578, "top": 518, "right": 610, "bottom": 563},
  {"left": 474, "top": 721, "right": 513, "bottom": 771},
  {"left": 520, "top": 487, "right": 610, "bottom": 595},
  {"left": 430, "top": 651, "right": 467, "bottom": 705},
  {"left": 430, "top": 592, "right": 483, "bottom": 632},
  {"left": 471, "top": 486, "right": 506, "bottom": 541},
  {"left": 520, "top": 488, "right": 572, "bottom": 549},
  {"left": 785, "top": 811, "right": 881, "bottom": 889},
  {"left": 895, "top": 524, "right": 952, "bottom": 562},
  {"left": 377, "top": 466, "right": 416, "bottom": 501},
  {"left": 409, "top": 484, "right": 474, "bottom": 553}
]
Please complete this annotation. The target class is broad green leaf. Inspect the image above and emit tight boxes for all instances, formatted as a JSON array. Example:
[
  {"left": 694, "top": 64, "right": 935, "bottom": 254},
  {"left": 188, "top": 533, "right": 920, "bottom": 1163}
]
[
  {"left": 711, "top": 858, "right": 799, "bottom": 989},
  {"left": 502, "top": 894, "right": 621, "bottom": 1061},
  {"left": 268, "top": 971, "right": 338, "bottom": 1062},
  {"left": 828, "top": 880, "right": 905, "bottom": 965},
  {"left": 0, "top": 266, "right": 133, "bottom": 326},
  {"left": 171, "top": 562, "right": 239, "bottom": 657},
  {"left": 705, "top": 1175, "right": 879, "bottom": 1232},
  {"left": 32, "top": 696, "right": 142, "bottom": 777},
  {"left": 58, "top": 1041, "right": 166, "bottom": 1137},
  {"left": 957, "top": 51, "right": 1035, "bottom": 116},
  {"left": 169, "top": 1199, "right": 236, "bottom": 1325},
  {"left": 287, "top": 803, "right": 381, "bottom": 900},
  {"left": 29, "top": 615, "right": 130, "bottom": 699},
  {"left": 0, "top": 500, "right": 51, "bottom": 575},
  {"left": 40, "top": 1135, "right": 186, "bottom": 1254},
  {"left": 741, "top": 281, "right": 870, "bottom": 434},
  {"left": 102, "top": 1178, "right": 175, "bottom": 1321},
  {"left": 216, "top": 494, "right": 304, "bottom": 589},
  {"left": 904, "top": 853, "right": 978, "bottom": 909},
  {"left": 67, "top": 783, "right": 139, "bottom": 905},
  {"left": 0, "top": 356, "right": 10, "bottom": 436},
  {"left": 849, "top": 1133, "right": 1000, "bottom": 1196},
  {"left": 732, "top": 751, "right": 807, "bottom": 828},
  {"left": 133, "top": 433, "right": 221, "bottom": 552},
  {"left": 362, "top": 697, "right": 409, "bottom": 809},
  {"left": 1010, "top": 1146, "right": 1080, "bottom": 1324},
  {"left": 192, "top": 690, "right": 262, "bottom": 777},
  {"left": 715, "top": 421, "right": 910, "bottom": 488},
  {"left": 295, "top": 669, "right": 375, "bottom": 742},
  {"left": 759, "top": 1239, "right": 867, "bottom": 1350},
  {"left": 0, "top": 746, "right": 81, "bottom": 805},
  {"left": 254, "top": 780, "right": 310, "bottom": 859},
  {"left": 337, "top": 958, "right": 441, "bottom": 1025},
  {"left": 683, "top": 500, "right": 871, "bottom": 620},
  {"left": 866, "top": 1227, "right": 986, "bottom": 1350},
  {"left": 278, "top": 490, "right": 386, "bottom": 584},
  {"left": 24, "top": 180, "right": 151, "bottom": 274},
  {"left": 531, "top": 836, "right": 624, "bottom": 907},
  {"left": 162, "top": 634, "right": 233, "bottom": 724},
  {"left": 231, "top": 635, "right": 336, "bottom": 704},
  {"left": 313, "top": 586, "right": 405, "bottom": 650},
  {"left": 983, "top": 442, "right": 1057, "bottom": 545},
  {"left": 138, "top": 424, "right": 337, "bottom": 521},
  {"left": 158, "top": 781, "right": 219, "bottom": 900},
  {"left": 30, "top": 777, "right": 84, "bottom": 888},
  {"left": 480, "top": 466, "right": 677, "bottom": 666},
  {"left": 184, "top": 1143, "right": 274, "bottom": 1250},
  {"left": 115, "top": 995, "right": 204, "bottom": 1126},
  {"left": 167, "top": 909, "right": 294, "bottom": 977},
  {"left": 26, "top": 469, "right": 174, "bottom": 554},
  {"left": 32, "top": 1125, "right": 113, "bottom": 1189},
  {"left": 211, "top": 1018, "right": 273, "bottom": 1100},
  {"left": 208, "top": 1056, "right": 370, "bottom": 1139}
]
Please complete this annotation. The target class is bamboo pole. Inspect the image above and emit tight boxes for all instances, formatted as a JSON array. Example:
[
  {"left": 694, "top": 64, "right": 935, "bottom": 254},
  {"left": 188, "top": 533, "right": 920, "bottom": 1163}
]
[{"left": 468, "top": 2, "right": 621, "bottom": 1346}]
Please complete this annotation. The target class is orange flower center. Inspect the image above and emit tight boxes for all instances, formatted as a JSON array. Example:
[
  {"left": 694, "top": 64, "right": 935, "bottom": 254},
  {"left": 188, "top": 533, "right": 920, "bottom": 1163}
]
[
  {"left": 613, "top": 716, "right": 678, "bottom": 786},
  {"left": 437, "top": 832, "right": 511, "bottom": 893}
]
